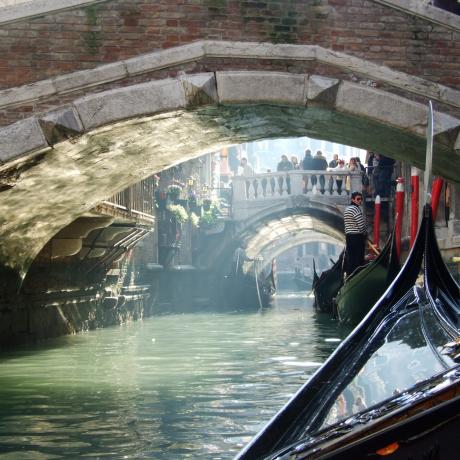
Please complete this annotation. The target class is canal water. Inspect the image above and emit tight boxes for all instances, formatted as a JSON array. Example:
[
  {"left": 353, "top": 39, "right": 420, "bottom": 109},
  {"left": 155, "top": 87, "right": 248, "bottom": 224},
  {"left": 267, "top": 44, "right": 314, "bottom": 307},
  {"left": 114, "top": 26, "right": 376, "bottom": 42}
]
[{"left": 0, "top": 294, "right": 345, "bottom": 459}]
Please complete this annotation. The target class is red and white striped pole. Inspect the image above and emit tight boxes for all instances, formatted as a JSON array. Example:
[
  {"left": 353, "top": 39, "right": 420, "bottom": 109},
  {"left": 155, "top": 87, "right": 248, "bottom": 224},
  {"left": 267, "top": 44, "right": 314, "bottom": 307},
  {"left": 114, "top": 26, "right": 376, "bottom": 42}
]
[
  {"left": 395, "top": 177, "right": 405, "bottom": 257},
  {"left": 373, "top": 195, "right": 381, "bottom": 249},
  {"left": 410, "top": 167, "right": 419, "bottom": 248},
  {"left": 431, "top": 177, "right": 444, "bottom": 221}
]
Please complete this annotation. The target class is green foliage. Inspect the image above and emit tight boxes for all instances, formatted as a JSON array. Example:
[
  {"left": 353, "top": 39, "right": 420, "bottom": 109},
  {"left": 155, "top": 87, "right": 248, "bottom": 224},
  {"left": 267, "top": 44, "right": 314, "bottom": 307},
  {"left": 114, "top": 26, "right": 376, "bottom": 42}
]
[
  {"left": 199, "top": 210, "right": 218, "bottom": 226},
  {"left": 199, "top": 202, "right": 221, "bottom": 227},
  {"left": 167, "top": 204, "right": 189, "bottom": 223},
  {"left": 189, "top": 212, "right": 200, "bottom": 228}
]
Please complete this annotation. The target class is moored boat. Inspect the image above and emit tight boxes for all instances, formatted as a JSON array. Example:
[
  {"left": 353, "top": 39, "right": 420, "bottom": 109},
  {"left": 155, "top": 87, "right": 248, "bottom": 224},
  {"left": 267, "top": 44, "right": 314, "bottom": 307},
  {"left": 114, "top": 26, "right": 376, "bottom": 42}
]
[
  {"left": 235, "top": 203, "right": 460, "bottom": 460},
  {"left": 223, "top": 261, "right": 276, "bottom": 311},
  {"left": 312, "top": 252, "right": 344, "bottom": 313},
  {"left": 235, "top": 102, "right": 460, "bottom": 460},
  {"left": 335, "top": 229, "right": 400, "bottom": 326}
]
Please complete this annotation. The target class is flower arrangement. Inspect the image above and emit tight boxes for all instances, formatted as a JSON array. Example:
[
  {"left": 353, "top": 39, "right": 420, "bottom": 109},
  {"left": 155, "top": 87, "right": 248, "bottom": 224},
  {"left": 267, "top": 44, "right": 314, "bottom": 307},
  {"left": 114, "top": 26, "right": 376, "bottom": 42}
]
[
  {"left": 166, "top": 204, "right": 188, "bottom": 223},
  {"left": 167, "top": 184, "right": 182, "bottom": 200},
  {"left": 189, "top": 212, "right": 200, "bottom": 228},
  {"left": 199, "top": 210, "right": 218, "bottom": 226}
]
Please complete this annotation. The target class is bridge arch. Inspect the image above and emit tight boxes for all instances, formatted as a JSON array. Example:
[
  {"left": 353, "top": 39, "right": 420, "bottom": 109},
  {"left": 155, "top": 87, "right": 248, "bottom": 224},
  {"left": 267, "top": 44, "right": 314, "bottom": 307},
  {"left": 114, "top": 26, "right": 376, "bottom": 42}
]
[
  {"left": 0, "top": 48, "right": 459, "bottom": 277},
  {"left": 238, "top": 209, "right": 345, "bottom": 266},
  {"left": 196, "top": 208, "right": 345, "bottom": 281}
]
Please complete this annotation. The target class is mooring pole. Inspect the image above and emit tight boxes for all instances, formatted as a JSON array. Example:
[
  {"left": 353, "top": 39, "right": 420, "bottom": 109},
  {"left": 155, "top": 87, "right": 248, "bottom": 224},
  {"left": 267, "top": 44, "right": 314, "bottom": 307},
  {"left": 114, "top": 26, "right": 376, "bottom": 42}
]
[
  {"left": 373, "top": 194, "right": 381, "bottom": 249},
  {"left": 431, "top": 177, "right": 444, "bottom": 221},
  {"left": 395, "top": 177, "right": 405, "bottom": 257},
  {"left": 410, "top": 167, "right": 419, "bottom": 248}
]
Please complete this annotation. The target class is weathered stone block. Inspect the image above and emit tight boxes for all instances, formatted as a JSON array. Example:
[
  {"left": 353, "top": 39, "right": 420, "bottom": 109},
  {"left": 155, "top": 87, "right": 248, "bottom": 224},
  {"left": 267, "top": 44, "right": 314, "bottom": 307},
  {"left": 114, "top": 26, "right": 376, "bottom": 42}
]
[
  {"left": 125, "top": 42, "right": 205, "bottom": 76},
  {"left": 54, "top": 61, "right": 127, "bottom": 94},
  {"left": 39, "top": 106, "right": 84, "bottom": 145},
  {"left": 216, "top": 71, "right": 307, "bottom": 105},
  {"left": 307, "top": 75, "right": 340, "bottom": 107},
  {"left": 205, "top": 40, "right": 316, "bottom": 61},
  {"left": 336, "top": 81, "right": 427, "bottom": 134},
  {"left": 180, "top": 72, "right": 218, "bottom": 108},
  {"left": 73, "top": 79, "right": 187, "bottom": 129},
  {"left": 0, "top": 117, "right": 48, "bottom": 163},
  {"left": 0, "top": 79, "right": 56, "bottom": 108}
]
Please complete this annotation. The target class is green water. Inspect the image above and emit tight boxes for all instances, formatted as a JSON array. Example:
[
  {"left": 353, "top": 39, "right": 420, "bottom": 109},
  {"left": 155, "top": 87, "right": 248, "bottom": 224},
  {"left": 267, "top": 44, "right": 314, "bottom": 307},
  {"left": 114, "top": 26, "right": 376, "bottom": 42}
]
[{"left": 0, "top": 294, "right": 342, "bottom": 459}]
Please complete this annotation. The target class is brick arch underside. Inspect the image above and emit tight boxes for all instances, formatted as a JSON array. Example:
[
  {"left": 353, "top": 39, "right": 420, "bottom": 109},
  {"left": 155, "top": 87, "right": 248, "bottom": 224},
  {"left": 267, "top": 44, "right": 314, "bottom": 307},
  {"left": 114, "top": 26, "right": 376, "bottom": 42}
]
[{"left": 0, "top": 71, "right": 459, "bottom": 280}]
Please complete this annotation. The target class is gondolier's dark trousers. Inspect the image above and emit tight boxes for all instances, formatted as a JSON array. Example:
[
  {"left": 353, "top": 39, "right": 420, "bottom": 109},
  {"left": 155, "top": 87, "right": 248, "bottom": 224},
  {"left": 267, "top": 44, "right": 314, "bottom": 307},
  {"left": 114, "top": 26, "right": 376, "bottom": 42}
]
[{"left": 345, "top": 233, "right": 366, "bottom": 276}]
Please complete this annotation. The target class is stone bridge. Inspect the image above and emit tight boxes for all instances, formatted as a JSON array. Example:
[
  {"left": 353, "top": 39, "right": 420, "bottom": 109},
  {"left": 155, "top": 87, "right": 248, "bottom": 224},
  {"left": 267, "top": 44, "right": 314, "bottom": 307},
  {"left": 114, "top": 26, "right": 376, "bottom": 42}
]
[
  {"left": 231, "top": 169, "right": 361, "bottom": 222},
  {"left": 0, "top": 0, "right": 459, "bottom": 282}
]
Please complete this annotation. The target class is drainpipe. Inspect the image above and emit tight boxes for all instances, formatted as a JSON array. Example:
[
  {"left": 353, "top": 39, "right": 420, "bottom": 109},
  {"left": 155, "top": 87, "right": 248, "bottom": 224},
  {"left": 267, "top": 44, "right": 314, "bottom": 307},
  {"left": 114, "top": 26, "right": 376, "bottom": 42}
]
[
  {"left": 410, "top": 167, "right": 419, "bottom": 248},
  {"left": 395, "top": 177, "right": 405, "bottom": 257}
]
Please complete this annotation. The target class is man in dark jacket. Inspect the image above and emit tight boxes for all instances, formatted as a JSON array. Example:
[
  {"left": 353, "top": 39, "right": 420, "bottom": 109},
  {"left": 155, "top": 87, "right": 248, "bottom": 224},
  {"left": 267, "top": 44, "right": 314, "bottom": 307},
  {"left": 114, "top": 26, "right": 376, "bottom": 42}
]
[
  {"left": 302, "top": 149, "right": 314, "bottom": 170},
  {"left": 311, "top": 150, "right": 328, "bottom": 193},
  {"left": 374, "top": 154, "right": 395, "bottom": 198}
]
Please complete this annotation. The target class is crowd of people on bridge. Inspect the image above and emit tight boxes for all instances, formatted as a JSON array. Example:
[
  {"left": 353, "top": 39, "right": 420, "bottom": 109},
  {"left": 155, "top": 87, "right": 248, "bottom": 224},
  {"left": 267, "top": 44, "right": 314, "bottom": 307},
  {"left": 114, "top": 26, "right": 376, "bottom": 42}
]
[{"left": 237, "top": 148, "right": 395, "bottom": 198}]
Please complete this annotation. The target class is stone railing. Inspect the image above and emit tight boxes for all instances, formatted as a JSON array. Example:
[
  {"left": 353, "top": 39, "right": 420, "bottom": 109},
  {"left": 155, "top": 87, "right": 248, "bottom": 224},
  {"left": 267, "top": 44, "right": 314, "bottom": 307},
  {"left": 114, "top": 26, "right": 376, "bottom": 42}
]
[{"left": 232, "top": 170, "right": 363, "bottom": 203}]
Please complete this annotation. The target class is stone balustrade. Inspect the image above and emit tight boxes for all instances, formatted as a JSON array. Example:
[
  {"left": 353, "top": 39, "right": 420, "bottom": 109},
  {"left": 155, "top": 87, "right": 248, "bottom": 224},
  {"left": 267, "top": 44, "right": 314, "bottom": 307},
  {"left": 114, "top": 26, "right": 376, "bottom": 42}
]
[{"left": 232, "top": 170, "right": 363, "bottom": 204}]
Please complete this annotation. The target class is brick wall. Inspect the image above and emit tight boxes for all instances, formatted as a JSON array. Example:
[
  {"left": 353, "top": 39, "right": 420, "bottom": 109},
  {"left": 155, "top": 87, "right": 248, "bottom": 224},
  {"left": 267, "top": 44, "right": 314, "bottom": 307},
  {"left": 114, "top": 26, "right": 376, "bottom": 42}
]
[{"left": 0, "top": 0, "right": 458, "bottom": 126}]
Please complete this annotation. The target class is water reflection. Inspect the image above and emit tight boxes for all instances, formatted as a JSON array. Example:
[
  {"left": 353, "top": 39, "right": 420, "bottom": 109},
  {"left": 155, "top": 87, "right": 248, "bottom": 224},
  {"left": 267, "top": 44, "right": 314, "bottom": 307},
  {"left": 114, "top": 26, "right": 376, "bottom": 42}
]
[
  {"left": 321, "top": 307, "right": 455, "bottom": 428},
  {"left": 0, "top": 295, "right": 343, "bottom": 459}
]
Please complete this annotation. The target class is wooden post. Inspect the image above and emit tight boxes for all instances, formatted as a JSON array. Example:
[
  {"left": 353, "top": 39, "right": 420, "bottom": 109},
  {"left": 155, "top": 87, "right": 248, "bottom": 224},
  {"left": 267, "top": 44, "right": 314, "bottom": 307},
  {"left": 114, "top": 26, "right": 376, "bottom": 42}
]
[
  {"left": 373, "top": 195, "right": 381, "bottom": 249},
  {"left": 395, "top": 177, "right": 405, "bottom": 257},
  {"left": 410, "top": 167, "right": 419, "bottom": 248},
  {"left": 431, "top": 177, "right": 444, "bottom": 221}
]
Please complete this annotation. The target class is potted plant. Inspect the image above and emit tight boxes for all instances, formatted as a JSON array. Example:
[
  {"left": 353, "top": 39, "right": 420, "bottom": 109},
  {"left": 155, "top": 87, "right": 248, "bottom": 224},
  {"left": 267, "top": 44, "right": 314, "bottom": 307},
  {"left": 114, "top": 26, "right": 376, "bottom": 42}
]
[
  {"left": 167, "top": 184, "right": 182, "bottom": 202},
  {"left": 166, "top": 203, "right": 189, "bottom": 223},
  {"left": 189, "top": 212, "right": 200, "bottom": 228},
  {"left": 203, "top": 198, "right": 212, "bottom": 211}
]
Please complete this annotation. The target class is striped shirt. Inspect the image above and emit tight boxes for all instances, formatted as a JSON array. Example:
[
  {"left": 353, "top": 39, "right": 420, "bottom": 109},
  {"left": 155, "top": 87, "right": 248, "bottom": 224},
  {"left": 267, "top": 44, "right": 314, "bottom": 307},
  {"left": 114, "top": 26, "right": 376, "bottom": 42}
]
[{"left": 344, "top": 203, "right": 367, "bottom": 235}]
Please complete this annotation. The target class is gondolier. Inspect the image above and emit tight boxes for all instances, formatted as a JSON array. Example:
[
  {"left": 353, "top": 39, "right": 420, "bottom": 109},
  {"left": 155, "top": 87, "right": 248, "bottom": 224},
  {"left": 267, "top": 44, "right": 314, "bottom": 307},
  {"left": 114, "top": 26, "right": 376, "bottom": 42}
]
[{"left": 344, "top": 191, "right": 367, "bottom": 276}]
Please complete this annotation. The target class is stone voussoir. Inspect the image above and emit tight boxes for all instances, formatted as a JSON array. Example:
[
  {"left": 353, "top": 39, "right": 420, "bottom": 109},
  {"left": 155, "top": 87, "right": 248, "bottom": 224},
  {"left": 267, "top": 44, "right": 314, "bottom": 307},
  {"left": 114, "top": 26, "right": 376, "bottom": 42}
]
[
  {"left": 216, "top": 71, "right": 307, "bottom": 106},
  {"left": 336, "top": 81, "right": 430, "bottom": 135},
  {"left": 39, "top": 106, "right": 84, "bottom": 146},
  {"left": 179, "top": 72, "right": 218, "bottom": 108},
  {"left": 336, "top": 81, "right": 460, "bottom": 138},
  {"left": 0, "top": 117, "right": 48, "bottom": 163},
  {"left": 307, "top": 75, "right": 340, "bottom": 107},
  {"left": 73, "top": 78, "right": 187, "bottom": 130}
]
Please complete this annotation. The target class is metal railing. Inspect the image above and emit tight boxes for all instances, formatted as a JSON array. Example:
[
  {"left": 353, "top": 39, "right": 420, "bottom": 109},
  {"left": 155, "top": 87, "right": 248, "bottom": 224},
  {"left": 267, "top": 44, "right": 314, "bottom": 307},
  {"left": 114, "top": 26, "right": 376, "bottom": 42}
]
[{"left": 102, "top": 177, "right": 156, "bottom": 221}]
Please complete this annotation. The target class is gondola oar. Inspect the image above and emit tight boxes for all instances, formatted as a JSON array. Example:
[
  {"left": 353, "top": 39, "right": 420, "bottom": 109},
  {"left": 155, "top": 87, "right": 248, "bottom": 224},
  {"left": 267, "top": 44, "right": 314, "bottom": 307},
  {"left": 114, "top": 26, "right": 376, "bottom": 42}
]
[{"left": 253, "top": 259, "right": 263, "bottom": 312}]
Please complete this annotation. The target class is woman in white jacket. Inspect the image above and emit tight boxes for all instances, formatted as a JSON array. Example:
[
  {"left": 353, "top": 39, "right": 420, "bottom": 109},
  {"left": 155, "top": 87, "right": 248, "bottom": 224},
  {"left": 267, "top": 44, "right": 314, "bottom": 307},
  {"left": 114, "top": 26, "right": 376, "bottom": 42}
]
[{"left": 328, "top": 159, "right": 346, "bottom": 195}]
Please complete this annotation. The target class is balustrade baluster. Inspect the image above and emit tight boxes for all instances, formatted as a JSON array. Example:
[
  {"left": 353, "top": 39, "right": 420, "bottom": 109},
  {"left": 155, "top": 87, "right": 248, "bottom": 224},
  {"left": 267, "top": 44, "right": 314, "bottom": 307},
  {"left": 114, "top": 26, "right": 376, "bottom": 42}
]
[
  {"left": 278, "top": 174, "right": 287, "bottom": 196},
  {"left": 290, "top": 171, "right": 302, "bottom": 195},
  {"left": 305, "top": 172, "right": 314, "bottom": 195},
  {"left": 247, "top": 179, "right": 256, "bottom": 199},
  {"left": 331, "top": 173, "right": 338, "bottom": 196}
]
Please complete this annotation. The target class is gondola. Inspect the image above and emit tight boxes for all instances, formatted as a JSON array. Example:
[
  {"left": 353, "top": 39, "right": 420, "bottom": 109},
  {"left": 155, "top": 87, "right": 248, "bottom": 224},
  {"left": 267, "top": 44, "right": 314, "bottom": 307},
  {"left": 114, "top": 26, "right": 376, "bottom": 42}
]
[
  {"left": 335, "top": 229, "right": 400, "bottom": 326},
  {"left": 235, "top": 205, "right": 460, "bottom": 460},
  {"left": 223, "top": 262, "right": 275, "bottom": 311},
  {"left": 235, "top": 102, "right": 460, "bottom": 460},
  {"left": 293, "top": 272, "right": 313, "bottom": 291},
  {"left": 312, "top": 252, "right": 344, "bottom": 313}
]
